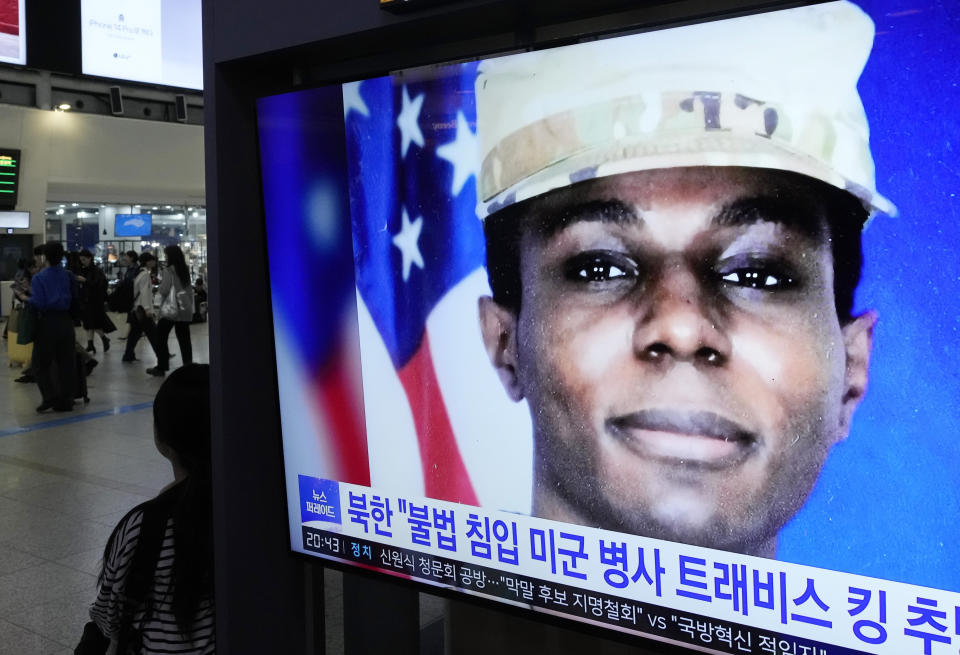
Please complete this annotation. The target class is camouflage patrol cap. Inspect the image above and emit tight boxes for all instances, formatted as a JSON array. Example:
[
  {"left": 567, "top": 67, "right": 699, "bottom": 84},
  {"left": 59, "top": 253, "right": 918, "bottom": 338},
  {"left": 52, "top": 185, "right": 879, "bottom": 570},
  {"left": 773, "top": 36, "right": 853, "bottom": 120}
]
[{"left": 474, "top": 0, "right": 895, "bottom": 220}]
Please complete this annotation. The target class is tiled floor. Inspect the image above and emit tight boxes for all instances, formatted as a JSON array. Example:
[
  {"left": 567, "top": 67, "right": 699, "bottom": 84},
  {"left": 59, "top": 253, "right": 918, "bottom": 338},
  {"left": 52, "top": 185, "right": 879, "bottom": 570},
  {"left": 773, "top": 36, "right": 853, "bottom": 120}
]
[
  {"left": 0, "top": 315, "right": 207, "bottom": 655},
  {"left": 0, "top": 315, "right": 452, "bottom": 655}
]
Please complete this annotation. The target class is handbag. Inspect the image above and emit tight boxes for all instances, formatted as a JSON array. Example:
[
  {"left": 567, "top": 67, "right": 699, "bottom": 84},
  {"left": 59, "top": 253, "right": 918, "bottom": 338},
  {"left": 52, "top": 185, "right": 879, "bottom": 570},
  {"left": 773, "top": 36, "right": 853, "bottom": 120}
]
[
  {"left": 103, "top": 312, "right": 118, "bottom": 334},
  {"left": 74, "top": 620, "right": 110, "bottom": 654},
  {"left": 160, "top": 280, "right": 195, "bottom": 322},
  {"left": 159, "top": 285, "right": 179, "bottom": 320},
  {"left": 7, "top": 304, "right": 21, "bottom": 337},
  {"left": 17, "top": 302, "right": 37, "bottom": 345},
  {"left": 175, "top": 285, "right": 195, "bottom": 322}
]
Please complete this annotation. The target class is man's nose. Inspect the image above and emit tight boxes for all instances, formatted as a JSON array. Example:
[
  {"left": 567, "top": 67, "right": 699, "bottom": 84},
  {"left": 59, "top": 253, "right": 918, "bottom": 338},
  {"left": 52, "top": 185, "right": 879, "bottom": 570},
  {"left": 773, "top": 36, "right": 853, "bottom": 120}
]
[{"left": 632, "top": 260, "right": 731, "bottom": 367}]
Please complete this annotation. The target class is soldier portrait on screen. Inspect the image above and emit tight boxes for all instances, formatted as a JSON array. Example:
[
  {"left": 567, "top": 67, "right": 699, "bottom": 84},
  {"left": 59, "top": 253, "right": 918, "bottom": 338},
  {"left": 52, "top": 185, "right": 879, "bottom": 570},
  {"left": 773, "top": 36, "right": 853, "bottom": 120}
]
[{"left": 475, "top": 1, "right": 889, "bottom": 557}]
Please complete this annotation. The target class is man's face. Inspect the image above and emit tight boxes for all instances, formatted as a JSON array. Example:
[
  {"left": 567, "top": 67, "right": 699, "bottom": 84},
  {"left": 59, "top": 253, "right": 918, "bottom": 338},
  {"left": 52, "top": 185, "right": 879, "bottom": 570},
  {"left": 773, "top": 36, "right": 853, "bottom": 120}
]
[
  {"left": 479, "top": 167, "right": 874, "bottom": 556},
  {"left": 120, "top": 254, "right": 131, "bottom": 267},
  {"left": 79, "top": 255, "right": 91, "bottom": 267}
]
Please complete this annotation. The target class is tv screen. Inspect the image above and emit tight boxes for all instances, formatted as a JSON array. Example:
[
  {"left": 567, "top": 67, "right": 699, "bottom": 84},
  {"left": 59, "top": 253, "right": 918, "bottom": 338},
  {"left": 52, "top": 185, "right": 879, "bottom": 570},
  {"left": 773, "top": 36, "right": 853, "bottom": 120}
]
[
  {"left": 80, "top": 0, "right": 202, "bottom": 90},
  {"left": 257, "top": 2, "right": 960, "bottom": 653},
  {"left": 114, "top": 213, "right": 151, "bottom": 237},
  {"left": 0, "top": 0, "right": 25, "bottom": 65}
]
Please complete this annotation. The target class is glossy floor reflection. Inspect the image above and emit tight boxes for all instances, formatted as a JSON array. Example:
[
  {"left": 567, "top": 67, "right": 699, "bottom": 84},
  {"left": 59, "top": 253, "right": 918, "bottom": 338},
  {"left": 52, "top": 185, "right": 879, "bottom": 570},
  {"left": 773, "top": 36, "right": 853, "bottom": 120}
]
[{"left": 0, "top": 316, "right": 207, "bottom": 655}]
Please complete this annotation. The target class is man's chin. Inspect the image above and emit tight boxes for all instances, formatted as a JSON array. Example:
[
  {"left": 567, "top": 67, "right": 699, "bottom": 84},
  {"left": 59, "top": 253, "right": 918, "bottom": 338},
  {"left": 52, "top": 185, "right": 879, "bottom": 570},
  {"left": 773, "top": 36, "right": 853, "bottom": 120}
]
[{"left": 609, "top": 506, "right": 776, "bottom": 557}]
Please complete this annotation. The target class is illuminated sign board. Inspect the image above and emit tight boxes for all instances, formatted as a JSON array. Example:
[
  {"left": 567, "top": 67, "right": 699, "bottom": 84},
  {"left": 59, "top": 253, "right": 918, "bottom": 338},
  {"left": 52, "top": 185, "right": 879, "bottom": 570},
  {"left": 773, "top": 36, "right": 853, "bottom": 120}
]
[
  {"left": 0, "top": 149, "right": 21, "bottom": 209},
  {"left": 80, "top": 0, "right": 203, "bottom": 90},
  {"left": 0, "top": 210, "right": 29, "bottom": 228},
  {"left": 257, "top": 2, "right": 960, "bottom": 653},
  {"left": 114, "top": 213, "right": 152, "bottom": 237}
]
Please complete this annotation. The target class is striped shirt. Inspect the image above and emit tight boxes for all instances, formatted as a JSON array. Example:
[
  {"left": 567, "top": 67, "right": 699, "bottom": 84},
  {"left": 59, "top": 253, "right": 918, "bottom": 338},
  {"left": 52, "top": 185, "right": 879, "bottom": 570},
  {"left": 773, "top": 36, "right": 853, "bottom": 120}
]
[{"left": 91, "top": 508, "right": 216, "bottom": 654}]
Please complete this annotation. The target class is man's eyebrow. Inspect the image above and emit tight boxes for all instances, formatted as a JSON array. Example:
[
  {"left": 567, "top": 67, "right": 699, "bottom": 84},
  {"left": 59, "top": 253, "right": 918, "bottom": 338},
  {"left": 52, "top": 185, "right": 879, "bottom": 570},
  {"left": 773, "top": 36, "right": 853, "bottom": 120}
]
[
  {"left": 531, "top": 199, "right": 641, "bottom": 240},
  {"left": 712, "top": 195, "right": 824, "bottom": 239}
]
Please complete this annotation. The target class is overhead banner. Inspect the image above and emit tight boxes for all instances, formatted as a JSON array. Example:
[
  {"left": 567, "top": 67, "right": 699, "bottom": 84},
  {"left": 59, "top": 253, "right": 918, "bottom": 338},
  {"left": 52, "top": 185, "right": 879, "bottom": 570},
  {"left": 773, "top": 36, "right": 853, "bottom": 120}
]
[
  {"left": 80, "top": 0, "right": 203, "bottom": 90},
  {"left": 257, "top": 1, "right": 960, "bottom": 653}
]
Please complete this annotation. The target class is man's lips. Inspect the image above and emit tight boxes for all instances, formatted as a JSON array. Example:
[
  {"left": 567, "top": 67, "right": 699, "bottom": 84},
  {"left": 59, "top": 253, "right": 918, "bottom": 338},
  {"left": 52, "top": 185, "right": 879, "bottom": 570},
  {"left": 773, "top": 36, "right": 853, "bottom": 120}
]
[{"left": 606, "top": 409, "right": 758, "bottom": 468}]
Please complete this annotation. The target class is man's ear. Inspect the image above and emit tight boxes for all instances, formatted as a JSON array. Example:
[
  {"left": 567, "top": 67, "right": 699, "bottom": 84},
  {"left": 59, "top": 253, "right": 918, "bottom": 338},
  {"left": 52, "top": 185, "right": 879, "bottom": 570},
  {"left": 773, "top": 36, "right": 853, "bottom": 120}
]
[
  {"left": 478, "top": 295, "right": 524, "bottom": 402},
  {"left": 838, "top": 310, "right": 877, "bottom": 439}
]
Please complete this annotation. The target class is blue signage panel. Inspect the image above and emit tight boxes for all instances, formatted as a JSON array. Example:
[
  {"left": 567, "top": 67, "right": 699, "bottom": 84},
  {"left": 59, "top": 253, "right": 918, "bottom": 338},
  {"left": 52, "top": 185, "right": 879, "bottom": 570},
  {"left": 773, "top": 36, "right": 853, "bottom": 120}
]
[
  {"left": 115, "top": 213, "right": 153, "bottom": 237},
  {"left": 298, "top": 476, "right": 342, "bottom": 524}
]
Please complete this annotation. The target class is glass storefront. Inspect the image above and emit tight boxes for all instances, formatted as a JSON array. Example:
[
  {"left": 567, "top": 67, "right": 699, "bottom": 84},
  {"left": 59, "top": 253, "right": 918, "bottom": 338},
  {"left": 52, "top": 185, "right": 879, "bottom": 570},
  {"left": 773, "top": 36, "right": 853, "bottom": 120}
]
[{"left": 44, "top": 202, "right": 207, "bottom": 283}]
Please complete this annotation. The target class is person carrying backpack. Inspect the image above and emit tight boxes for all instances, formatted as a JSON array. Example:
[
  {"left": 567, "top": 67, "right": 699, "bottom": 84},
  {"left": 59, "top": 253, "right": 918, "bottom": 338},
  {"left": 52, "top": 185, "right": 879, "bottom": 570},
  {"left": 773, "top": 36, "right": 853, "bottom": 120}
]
[
  {"left": 108, "top": 251, "right": 138, "bottom": 314},
  {"left": 122, "top": 252, "right": 159, "bottom": 363}
]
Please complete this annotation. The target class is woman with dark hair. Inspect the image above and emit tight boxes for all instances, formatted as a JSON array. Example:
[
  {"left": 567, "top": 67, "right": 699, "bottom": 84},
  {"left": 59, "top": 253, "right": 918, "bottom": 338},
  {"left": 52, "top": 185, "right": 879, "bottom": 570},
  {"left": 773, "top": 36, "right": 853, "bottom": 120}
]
[
  {"left": 76, "top": 249, "right": 116, "bottom": 353},
  {"left": 79, "top": 364, "right": 215, "bottom": 653},
  {"left": 147, "top": 245, "right": 194, "bottom": 377}
]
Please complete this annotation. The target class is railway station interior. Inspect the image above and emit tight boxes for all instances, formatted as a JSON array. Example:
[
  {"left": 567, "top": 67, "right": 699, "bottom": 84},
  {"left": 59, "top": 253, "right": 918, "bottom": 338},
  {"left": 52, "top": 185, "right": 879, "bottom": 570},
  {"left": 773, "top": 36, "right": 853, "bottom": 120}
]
[{"left": 0, "top": 0, "right": 957, "bottom": 654}]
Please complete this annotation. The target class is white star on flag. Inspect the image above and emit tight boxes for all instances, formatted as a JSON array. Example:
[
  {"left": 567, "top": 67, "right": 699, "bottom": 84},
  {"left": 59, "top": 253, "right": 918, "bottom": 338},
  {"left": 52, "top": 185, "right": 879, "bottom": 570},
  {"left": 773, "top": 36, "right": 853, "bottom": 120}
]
[
  {"left": 436, "top": 111, "right": 479, "bottom": 196},
  {"left": 342, "top": 81, "right": 369, "bottom": 118},
  {"left": 396, "top": 85, "right": 425, "bottom": 158},
  {"left": 392, "top": 208, "right": 425, "bottom": 282}
]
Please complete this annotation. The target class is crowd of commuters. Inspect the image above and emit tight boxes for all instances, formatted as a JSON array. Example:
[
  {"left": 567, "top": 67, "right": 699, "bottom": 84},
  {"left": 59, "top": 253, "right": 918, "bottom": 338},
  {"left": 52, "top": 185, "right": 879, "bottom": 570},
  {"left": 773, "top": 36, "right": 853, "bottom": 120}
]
[
  {"left": 6, "top": 241, "right": 206, "bottom": 412},
  {"left": 5, "top": 243, "right": 215, "bottom": 652}
]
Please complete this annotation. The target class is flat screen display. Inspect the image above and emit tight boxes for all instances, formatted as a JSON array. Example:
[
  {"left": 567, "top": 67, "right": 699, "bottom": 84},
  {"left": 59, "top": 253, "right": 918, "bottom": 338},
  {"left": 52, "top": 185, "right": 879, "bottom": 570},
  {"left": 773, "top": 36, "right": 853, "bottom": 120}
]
[
  {"left": 0, "top": 149, "right": 20, "bottom": 209},
  {"left": 80, "top": 0, "right": 202, "bottom": 90},
  {"left": 114, "top": 213, "right": 152, "bottom": 237},
  {"left": 257, "top": 2, "right": 960, "bottom": 653},
  {"left": 0, "top": 0, "right": 25, "bottom": 65},
  {"left": 0, "top": 210, "right": 28, "bottom": 228}
]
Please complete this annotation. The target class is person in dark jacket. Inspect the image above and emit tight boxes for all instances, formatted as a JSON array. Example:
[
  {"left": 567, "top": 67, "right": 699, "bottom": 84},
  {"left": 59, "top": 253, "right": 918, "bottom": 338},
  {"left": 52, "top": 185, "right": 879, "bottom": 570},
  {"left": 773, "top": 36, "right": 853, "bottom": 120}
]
[
  {"left": 76, "top": 249, "right": 114, "bottom": 353},
  {"left": 21, "top": 242, "right": 77, "bottom": 412}
]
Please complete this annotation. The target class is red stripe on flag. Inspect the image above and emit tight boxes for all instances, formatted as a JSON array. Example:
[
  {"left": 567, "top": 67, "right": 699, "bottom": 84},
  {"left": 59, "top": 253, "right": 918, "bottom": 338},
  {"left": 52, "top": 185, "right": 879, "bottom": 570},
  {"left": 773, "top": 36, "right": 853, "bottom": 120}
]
[
  {"left": 397, "top": 333, "right": 479, "bottom": 505},
  {"left": 317, "top": 342, "right": 371, "bottom": 486}
]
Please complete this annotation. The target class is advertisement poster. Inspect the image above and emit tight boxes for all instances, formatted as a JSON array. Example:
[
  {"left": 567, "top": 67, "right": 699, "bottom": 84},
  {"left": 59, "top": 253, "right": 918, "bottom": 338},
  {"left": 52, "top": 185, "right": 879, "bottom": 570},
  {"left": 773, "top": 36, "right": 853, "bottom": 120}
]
[
  {"left": 80, "top": 0, "right": 202, "bottom": 90},
  {"left": 0, "top": 0, "right": 25, "bottom": 65},
  {"left": 257, "top": 2, "right": 960, "bottom": 653}
]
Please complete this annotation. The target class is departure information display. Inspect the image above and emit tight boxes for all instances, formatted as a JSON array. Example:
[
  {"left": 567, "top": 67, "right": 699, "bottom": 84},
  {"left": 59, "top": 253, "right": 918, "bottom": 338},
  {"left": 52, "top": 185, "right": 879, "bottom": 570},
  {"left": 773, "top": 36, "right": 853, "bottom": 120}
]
[{"left": 0, "top": 149, "right": 22, "bottom": 209}]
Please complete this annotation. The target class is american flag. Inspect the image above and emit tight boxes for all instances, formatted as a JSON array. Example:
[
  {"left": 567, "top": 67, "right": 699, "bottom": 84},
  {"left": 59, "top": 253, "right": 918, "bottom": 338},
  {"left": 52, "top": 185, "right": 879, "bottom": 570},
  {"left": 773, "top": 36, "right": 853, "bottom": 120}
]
[
  {"left": 259, "top": 64, "right": 532, "bottom": 515},
  {"left": 347, "top": 63, "right": 496, "bottom": 507},
  {"left": 258, "top": 86, "right": 373, "bottom": 493}
]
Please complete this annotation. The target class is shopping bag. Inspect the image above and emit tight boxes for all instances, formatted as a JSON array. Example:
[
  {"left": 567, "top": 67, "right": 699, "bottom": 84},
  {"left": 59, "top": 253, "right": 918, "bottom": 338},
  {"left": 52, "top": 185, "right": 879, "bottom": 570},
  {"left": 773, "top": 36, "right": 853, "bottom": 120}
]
[{"left": 17, "top": 303, "right": 37, "bottom": 345}]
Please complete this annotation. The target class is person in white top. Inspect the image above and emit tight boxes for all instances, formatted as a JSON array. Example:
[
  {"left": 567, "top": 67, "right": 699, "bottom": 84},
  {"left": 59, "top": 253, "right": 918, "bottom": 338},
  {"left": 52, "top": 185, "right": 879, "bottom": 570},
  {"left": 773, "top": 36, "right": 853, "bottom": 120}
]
[
  {"left": 146, "top": 246, "right": 194, "bottom": 377},
  {"left": 122, "top": 252, "right": 159, "bottom": 364}
]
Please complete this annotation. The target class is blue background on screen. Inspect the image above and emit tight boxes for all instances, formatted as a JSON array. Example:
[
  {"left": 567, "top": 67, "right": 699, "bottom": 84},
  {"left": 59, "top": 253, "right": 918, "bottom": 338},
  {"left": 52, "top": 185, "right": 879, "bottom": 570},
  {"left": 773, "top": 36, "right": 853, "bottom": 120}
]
[
  {"left": 256, "top": 87, "right": 356, "bottom": 374},
  {"left": 114, "top": 213, "right": 152, "bottom": 237},
  {"left": 257, "top": 0, "right": 960, "bottom": 592},
  {"left": 778, "top": 0, "right": 960, "bottom": 591},
  {"left": 298, "top": 475, "right": 342, "bottom": 524}
]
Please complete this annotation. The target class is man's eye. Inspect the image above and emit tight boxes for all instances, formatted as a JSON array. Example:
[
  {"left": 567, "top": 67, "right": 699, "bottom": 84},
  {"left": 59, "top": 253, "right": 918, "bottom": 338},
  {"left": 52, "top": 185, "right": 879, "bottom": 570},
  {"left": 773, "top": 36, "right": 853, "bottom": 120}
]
[
  {"left": 720, "top": 269, "right": 794, "bottom": 290},
  {"left": 563, "top": 252, "right": 638, "bottom": 283}
]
